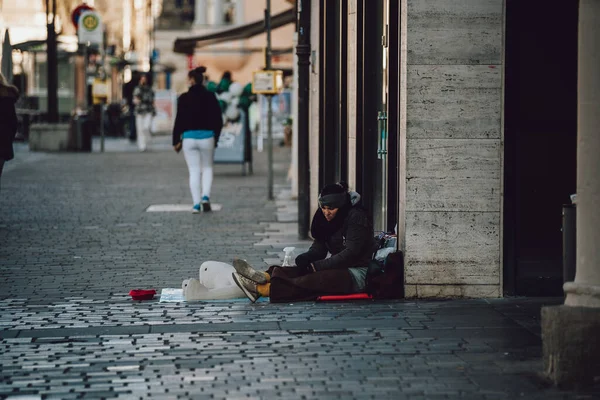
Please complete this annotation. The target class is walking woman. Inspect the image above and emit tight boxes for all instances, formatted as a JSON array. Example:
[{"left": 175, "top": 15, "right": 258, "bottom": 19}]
[
  {"left": 132, "top": 73, "right": 155, "bottom": 152},
  {"left": 0, "top": 72, "right": 19, "bottom": 190},
  {"left": 231, "top": 182, "right": 376, "bottom": 302},
  {"left": 173, "top": 66, "right": 223, "bottom": 213}
]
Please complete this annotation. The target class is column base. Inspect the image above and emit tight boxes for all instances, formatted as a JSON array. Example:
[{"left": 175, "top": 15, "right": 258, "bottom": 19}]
[
  {"left": 564, "top": 282, "right": 600, "bottom": 307},
  {"left": 542, "top": 305, "right": 600, "bottom": 388}
]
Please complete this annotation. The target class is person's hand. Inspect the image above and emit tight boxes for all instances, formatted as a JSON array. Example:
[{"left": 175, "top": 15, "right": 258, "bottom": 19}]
[
  {"left": 174, "top": 142, "right": 182, "bottom": 153},
  {"left": 295, "top": 254, "right": 314, "bottom": 273}
]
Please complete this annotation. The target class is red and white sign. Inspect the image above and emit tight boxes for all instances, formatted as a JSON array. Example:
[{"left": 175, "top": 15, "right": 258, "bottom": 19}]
[{"left": 71, "top": 4, "right": 94, "bottom": 30}]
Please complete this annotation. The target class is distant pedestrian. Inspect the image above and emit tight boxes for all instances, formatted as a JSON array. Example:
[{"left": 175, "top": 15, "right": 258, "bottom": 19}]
[
  {"left": 122, "top": 72, "right": 138, "bottom": 142},
  {"left": 173, "top": 66, "right": 223, "bottom": 213},
  {"left": 231, "top": 182, "right": 376, "bottom": 302},
  {"left": 216, "top": 71, "right": 232, "bottom": 93},
  {"left": 0, "top": 72, "right": 19, "bottom": 190},
  {"left": 132, "top": 73, "right": 155, "bottom": 151}
]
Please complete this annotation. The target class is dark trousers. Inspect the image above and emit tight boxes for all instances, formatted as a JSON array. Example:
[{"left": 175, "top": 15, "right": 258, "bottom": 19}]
[
  {"left": 128, "top": 110, "right": 137, "bottom": 141},
  {"left": 267, "top": 266, "right": 355, "bottom": 303}
]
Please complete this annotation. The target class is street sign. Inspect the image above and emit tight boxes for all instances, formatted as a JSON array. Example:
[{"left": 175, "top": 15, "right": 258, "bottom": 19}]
[
  {"left": 71, "top": 4, "right": 94, "bottom": 30},
  {"left": 252, "top": 70, "right": 283, "bottom": 94},
  {"left": 78, "top": 10, "right": 103, "bottom": 46}
]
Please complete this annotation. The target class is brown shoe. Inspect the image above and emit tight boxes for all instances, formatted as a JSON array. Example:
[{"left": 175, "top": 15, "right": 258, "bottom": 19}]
[
  {"left": 232, "top": 272, "right": 260, "bottom": 303},
  {"left": 233, "top": 259, "right": 268, "bottom": 284}
]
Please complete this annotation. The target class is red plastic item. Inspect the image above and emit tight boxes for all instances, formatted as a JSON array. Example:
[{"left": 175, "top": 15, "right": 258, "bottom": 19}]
[
  {"left": 317, "top": 293, "right": 372, "bottom": 301},
  {"left": 129, "top": 289, "right": 156, "bottom": 300}
]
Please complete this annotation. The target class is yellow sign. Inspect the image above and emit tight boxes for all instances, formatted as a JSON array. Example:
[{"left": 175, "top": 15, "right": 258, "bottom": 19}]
[
  {"left": 252, "top": 70, "right": 283, "bottom": 94},
  {"left": 81, "top": 14, "right": 99, "bottom": 31},
  {"left": 92, "top": 78, "right": 109, "bottom": 104}
]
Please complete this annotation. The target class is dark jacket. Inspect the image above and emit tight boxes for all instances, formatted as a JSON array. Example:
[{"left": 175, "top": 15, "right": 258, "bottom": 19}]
[
  {"left": 0, "top": 84, "right": 19, "bottom": 161},
  {"left": 172, "top": 84, "right": 223, "bottom": 146},
  {"left": 301, "top": 207, "right": 375, "bottom": 272}
]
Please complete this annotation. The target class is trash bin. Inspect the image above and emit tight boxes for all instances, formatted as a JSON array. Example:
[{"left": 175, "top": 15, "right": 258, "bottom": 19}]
[
  {"left": 80, "top": 116, "right": 93, "bottom": 152},
  {"left": 562, "top": 201, "right": 576, "bottom": 286},
  {"left": 72, "top": 113, "right": 93, "bottom": 152},
  {"left": 106, "top": 102, "right": 124, "bottom": 137}
]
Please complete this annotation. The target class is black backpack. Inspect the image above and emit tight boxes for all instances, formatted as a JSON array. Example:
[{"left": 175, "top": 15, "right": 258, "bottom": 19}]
[{"left": 366, "top": 251, "right": 404, "bottom": 299}]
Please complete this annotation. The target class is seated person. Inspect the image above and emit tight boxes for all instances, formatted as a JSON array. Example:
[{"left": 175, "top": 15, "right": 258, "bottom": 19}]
[{"left": 231, "top": 182, "right": 375, "bottom": 303}]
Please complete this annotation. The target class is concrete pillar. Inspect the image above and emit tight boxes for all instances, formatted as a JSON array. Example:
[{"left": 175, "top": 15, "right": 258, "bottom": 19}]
[
  {"left": 235, "top": 0, "right": 244, "bottom": 25},
  {"left": 542, "top": 0, "right": 600, "bottom": 387},
  {"left": 564, "top": 0, "right": 600, "bottom": 308},
  {"left": 213, "top": 0, "right": 224, "bottom": 25},
  {"left": 194, "top": 0, "right": 207, "bottom": 26}
]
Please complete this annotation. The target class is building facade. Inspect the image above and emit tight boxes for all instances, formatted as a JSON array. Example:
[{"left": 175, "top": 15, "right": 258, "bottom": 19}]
[
  {"left": 305, "top": 0, "right": 578, "bottom": 298},
  {"left": 0, "top": 0, "right": 161, "bottom": 113},
  {"left": 157, "top": 0, "right": 294, "bottom": 94}
]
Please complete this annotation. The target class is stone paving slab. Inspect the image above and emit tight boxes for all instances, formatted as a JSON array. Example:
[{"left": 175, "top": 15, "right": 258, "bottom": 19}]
[
  {"left": 1, "top": 139, "right": 599, "bottom": 399},
  {"left": 1, "top": 323, "right": 596, "bottom": 400}
]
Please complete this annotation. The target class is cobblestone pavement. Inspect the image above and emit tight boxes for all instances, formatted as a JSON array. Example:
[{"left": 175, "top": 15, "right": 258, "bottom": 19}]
[{"left": 1, "top": 137, "right": 599, "bottom": 399}]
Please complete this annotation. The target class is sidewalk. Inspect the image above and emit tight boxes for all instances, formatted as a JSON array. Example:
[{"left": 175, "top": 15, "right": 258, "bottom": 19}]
[{"left": 0, "top": 136, "right": 598, "bottom": 399}]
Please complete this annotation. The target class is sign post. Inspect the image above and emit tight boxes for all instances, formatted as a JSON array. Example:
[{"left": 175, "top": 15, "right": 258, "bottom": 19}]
[
  {"left": 252, "top": 0, "right": 281, "bottom": 200},
  {"left": 252, "top": 68, "right": 283, "bottom": 201},
  {"left": 77, "top": 11, "right": 103, "bottom": 46},
  {"left": 76, "top": 9, "right": 104, "bottom": 151}
]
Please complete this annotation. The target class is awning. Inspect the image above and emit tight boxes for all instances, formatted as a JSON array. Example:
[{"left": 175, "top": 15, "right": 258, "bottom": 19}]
[
  {"left": 173, "top": 8, "right": 295, "bottom": 55},
  {"left": 11, "top": 38, "right": 75, "bottom": 53}
]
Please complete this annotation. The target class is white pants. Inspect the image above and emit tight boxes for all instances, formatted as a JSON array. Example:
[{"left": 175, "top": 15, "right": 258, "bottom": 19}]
[
  {"left": 136, "top": 113, "right": 153, "bottom": 151},
  {"left": 183, "top": 137, "right": 215, "bottom": 205}
]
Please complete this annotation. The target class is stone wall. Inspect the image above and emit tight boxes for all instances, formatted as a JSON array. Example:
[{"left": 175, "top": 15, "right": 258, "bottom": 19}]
[{"left": 402, "top": 0, "right": 504, "bottom": 297}]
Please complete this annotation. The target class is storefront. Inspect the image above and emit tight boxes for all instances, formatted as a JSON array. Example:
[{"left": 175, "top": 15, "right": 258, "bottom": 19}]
[{"left": 307, "top": 0, "right": 578, "bottom": 298}]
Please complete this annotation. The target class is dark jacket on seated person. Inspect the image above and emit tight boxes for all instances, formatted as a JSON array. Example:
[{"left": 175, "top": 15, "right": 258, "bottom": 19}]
[{"left": 300, "top": 204, "right": 374, "bottom": 272}]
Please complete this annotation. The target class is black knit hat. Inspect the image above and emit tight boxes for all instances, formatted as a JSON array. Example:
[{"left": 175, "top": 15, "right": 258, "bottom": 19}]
[{"left": 318, "top": 182, "right": 350, "bottom": 209}]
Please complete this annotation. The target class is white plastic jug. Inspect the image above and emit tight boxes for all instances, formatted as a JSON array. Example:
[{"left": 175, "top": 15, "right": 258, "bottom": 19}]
[{"left": 282, "top": 247, "right": 296, "bottom": 267}]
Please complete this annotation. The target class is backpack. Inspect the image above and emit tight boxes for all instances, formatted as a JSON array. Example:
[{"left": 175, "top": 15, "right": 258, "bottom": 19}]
[{"left": 365, "top": 238, "right": 405, "bottom": 299}]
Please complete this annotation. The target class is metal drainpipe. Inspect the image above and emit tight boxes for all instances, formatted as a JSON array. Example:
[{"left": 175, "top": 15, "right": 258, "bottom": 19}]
[{"left": 296, "top": 0, "right": 311, "bottom": 239}]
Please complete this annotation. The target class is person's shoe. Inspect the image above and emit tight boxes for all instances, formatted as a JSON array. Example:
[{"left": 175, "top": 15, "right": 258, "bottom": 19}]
[
  {"left": 192, "top": 204, "right": 201, "bottom": 214},
  {"left": 201, "top": 196, "right": 211, "bottom": 212},
  {"left": 233, "top": 258, "right": 268, "bottom": 284},
  {"left": 232, "top": 272, "right": 260, "bottom": 303}
]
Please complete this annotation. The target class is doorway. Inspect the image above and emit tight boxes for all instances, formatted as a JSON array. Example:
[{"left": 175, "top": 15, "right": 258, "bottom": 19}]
[
  {"left": 503, "top": 0, "right": 578, "bottom": 296},
  {"left": 356, "top": 0, "right": 399, "bottom": 234}
]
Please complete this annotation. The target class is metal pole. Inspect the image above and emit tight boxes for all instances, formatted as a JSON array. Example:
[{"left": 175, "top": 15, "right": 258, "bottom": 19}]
[
  {"left": 267, "top": 94, "right": 273, "bottom": 199},
  {"left": 46, "top": 0, "right": 59, "bottom": 123},
  {"left": 265, "top": 0, "right": 274, "bottom": 200},
  {"left": 296, "top": 0, "right": 311, "bottom": 239},
  {"left": 100, "top": 104, "right": 105, "bottom": 152}
]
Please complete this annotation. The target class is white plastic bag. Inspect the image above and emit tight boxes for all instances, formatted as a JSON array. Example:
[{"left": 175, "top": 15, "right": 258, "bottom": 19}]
[{"left": 182, "top": 261, "right": 245, "bottom": 300}]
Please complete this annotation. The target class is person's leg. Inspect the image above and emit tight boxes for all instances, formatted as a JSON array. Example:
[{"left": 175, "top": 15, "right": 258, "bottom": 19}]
[
  {"left": 197, "top": 137, "right": 215, "bottom": 200},
  {"left": 129, "top": 109, "right": 137, "bottom": 141},
  {"left": 135, "top": 114, "right": 146, "bottom": 151},
  {"left": 233, "top": 259, "right": 269, "bottom": 284},
  {"left": 142, "top": 114, "right": 152, "bottom": 150},
  {"left": 269, "top": 268, "right": 355, "bottom": 303},
  {"left": 182, "top": 139, "right": 202, "bottom": 207}
]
